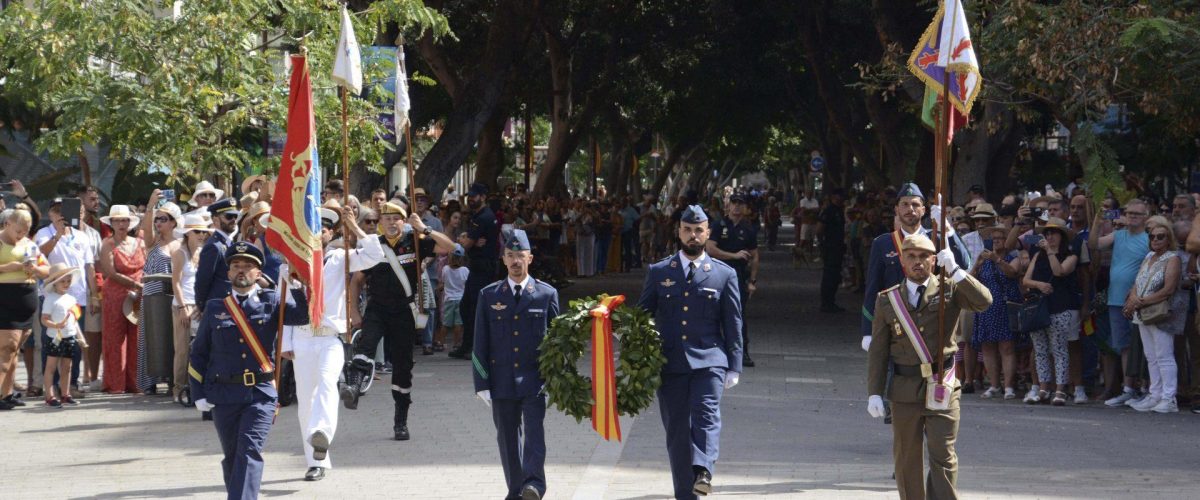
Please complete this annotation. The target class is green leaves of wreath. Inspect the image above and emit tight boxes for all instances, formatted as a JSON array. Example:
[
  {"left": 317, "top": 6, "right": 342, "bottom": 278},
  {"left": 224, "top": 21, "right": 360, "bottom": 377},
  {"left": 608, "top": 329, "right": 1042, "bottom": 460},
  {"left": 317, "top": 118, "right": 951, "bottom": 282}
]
[{"left": 538, "top": 295, "right": 666, "bottom": 423}]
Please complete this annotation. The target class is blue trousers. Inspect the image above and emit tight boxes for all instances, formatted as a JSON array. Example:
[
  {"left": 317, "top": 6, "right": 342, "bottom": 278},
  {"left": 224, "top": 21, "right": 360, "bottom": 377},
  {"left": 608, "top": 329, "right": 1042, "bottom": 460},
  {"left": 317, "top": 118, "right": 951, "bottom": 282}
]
[
  {"left": 492, "top": 394, "right": 547, "bottom": 499},
  {"left": 658, "top": 367, "right": 725, "bottom": 500},
  {"left": 212, "top": 399, "right": 275, "bottom": 500}
]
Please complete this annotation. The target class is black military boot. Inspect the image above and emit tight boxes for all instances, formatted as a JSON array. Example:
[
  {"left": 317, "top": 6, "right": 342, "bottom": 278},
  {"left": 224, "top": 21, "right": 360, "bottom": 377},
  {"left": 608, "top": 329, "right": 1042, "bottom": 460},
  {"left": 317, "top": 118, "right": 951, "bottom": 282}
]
[{"left": 393, "top": 391, "right": 411, "bottom": 441}]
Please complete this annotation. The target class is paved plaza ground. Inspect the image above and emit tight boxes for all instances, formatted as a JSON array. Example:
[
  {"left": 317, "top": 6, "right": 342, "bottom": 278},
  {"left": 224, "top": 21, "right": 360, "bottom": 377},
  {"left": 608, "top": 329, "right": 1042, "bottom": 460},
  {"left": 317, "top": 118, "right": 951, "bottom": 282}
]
[{"left": 6, "top": 222, "right": 1200, "bottom": 499}]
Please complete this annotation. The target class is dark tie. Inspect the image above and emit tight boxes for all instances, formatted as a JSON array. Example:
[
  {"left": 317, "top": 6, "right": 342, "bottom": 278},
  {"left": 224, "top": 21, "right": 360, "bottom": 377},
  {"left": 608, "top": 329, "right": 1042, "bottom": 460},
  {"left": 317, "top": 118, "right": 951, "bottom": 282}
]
[
  {"left": 513, "top": 285, "right": 522, "bottom": 302},
  {"left": 915, "top": 285, "right": 926, "bottom": 309},
  {"left": 686, "top": 262, "right": 696, "bottom": 283}
]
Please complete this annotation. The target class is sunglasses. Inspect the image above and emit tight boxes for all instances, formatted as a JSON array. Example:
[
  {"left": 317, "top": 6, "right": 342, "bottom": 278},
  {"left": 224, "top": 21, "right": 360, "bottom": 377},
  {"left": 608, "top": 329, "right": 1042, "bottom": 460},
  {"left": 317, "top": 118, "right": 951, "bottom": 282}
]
[
  {"left": 154, "top": 216, "right": 172, "bottom": 223},
  {"left": 196, "top": 193, "right": 216, "bottom": 198},
  {"left": 221, "top": 213, "right": 239, "bottom": 221},
  {"left": 189, "top": 230, "right": 210, "bottom": 236},
  {"left": 1150, "top": 233, "right": 1170, "bottom": 242},
  {"left": 364, "top": 219, "right": 379, "bottom": 225}
]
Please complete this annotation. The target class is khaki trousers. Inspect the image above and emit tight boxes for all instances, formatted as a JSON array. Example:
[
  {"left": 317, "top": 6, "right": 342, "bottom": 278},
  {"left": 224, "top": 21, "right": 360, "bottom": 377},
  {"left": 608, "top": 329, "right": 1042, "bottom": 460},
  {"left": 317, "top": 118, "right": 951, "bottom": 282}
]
[
  {"left": 171, "top": 305, "right": 195, "bottom": 397},
  {"left": 891, "top": 388, "right": 960, "bottom": 500}
]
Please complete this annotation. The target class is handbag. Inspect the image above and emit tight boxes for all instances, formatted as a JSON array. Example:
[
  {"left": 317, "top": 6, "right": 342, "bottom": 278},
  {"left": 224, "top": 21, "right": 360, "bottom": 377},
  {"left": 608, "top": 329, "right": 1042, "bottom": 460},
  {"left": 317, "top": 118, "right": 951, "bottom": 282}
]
[
  {"left": 1007, "top": 292, "right": 1051, "bottom": 333},
  {"left": 1138, "top": 300, "right": 1170, "bottom": 325}
]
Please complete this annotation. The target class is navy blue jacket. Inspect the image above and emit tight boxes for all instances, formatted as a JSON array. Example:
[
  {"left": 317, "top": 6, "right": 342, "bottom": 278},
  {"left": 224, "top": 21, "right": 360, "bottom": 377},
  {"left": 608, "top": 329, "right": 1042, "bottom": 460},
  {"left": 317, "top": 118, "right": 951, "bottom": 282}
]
[
  {"left": 189, "top": 287, "right": 309, "bottom": 405},
  {"left": 638, "top": 253, "right": 743, "bottom": 374},
  {"left": 472, "top": 278, "right": 559, "bottom": 399},
  {"left": 194, "top": 231, "right": 232, "bottom": 312}
]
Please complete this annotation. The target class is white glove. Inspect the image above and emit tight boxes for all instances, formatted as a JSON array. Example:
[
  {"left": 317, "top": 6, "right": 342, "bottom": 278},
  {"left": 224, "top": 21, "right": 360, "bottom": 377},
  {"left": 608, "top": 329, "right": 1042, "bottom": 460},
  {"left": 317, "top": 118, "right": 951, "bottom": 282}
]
[
  {"left": 931, "top": 195, "right": 956, "bottom": 237},
  {"left": 937, "top": 247, "right": 959, "bottom": 274},
  {"left": 867, "top": 395, "right": 885, "bottom": 418},
  {"left": 195, "top": 398, "right": 213, "bottom": 412},
  {"left": 861, "top": 336, "right": 871, "bottom": 352},
  {"left": 476, "top": 390, "right": 492, "bottom": 408},
  {"left": 724, "top": 371, "right": 740, "bottom": 390}
]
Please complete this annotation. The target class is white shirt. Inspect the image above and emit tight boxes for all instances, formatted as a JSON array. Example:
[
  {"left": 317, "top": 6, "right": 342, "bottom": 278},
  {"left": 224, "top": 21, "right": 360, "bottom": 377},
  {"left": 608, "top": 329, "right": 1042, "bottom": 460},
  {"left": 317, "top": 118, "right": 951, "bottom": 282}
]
[
  {"left": 34, "top": 225, "right": 94, "bottom": 304},
  {"left": 799, "top": 197, "right": 819, "bottom": 210},
  {"left": 905, "top": 277, "right": 932, "bottom": 308},
  {"left": 440, "top": 265, "right": 469, "bottom": 301},
  {"left": 677, "top": 250, "right": 710, "bottom": 272},
  {"left": 507, "top": 275, "right": 531, "bottom": 296},
  {"left": 281, "top": 235, "right": 385, "bottom": 351},
  {"left": 43, "top": 291, "right": 81, "bottom": 340}
]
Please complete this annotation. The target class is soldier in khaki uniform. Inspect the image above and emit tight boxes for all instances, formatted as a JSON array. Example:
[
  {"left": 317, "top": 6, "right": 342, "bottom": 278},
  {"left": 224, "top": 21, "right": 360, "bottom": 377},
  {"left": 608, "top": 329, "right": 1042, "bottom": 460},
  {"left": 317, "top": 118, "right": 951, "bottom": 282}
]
[{"left": 865, "top": 234, "right": 992, "bottom": 500}]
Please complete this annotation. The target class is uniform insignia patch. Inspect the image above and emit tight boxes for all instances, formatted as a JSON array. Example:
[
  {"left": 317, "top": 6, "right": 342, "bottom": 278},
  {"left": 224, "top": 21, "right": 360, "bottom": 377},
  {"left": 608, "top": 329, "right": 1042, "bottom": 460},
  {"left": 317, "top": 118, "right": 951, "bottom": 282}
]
[
  {"left": 886, "top": 251, "right": 899, "bottom": 258},
  {"left": 491, "top": 302, "right": 508, "bottom": 311},
  {"left": 670, "top": 260, "right": 678, "bottom": 268},
  {"left": 703, "top": 263, "right": 711, "bottom": 272},
  {"left": 215, "top": 312, "right": 231, "bottom": 321},
  {"left": 660, "top": 278, "right": 675, "bottom": 287}
]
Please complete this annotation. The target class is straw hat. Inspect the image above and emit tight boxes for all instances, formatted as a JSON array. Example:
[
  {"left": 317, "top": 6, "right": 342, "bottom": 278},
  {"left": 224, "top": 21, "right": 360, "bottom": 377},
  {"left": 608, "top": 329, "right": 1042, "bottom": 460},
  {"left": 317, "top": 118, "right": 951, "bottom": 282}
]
[
  {"left": 971, "top": 203, "right": 998, "bottom": 219},
  {"left": 156, "top": 201, "right": 184, "bottom": 228},
  {"left": 241, "top": 174, "right": 268, "bottom": 197},
  {"left": 977, "top": 223, "right": 1009, "bottom": 239},
  {"left": 1035, "top": 217, "right": 1076, "bottom": 239},
  {"left": 242, "top": 201, "right": 271, "bottom": 228},
  {"left": 100, "top": 205, "right": 141, "bottom": 227},
  {"left": 43, "top": 263, "right": 82, "bottom": 292},
  {"left": 122, "top": 290, "right": 140, "bottom": 325},
  {"left": 174, "top": 212, "right": 215, "bottom": 239},
  {"left": 188, "top": 180, "right": 225, "bottom": 207},
  {"left": 320, "top": 199, "right": 342, "bottom": 228}
]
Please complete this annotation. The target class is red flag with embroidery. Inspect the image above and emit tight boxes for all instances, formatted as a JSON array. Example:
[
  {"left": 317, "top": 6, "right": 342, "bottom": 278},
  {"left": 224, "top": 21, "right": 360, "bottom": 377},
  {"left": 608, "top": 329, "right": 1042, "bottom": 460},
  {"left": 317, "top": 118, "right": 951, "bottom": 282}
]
[
  {"left": 591, "top": 295, "right": 625, "bottom": 441},
  {"left": 265, "top": 54, "right": 324, "bottom": 325}
]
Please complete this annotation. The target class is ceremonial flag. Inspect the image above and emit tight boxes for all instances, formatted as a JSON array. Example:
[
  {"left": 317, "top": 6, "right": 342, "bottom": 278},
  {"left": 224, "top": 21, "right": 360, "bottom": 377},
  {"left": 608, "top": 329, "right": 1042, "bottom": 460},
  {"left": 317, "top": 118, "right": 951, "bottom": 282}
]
[
  {"left": 395, "top": 46, "right": 411, "bottom": 142},
  {"left": 907, "top": 0, "right": 982, "bottom": 142},
  {"left": 331, "top": 5, "right": 363, "bottom": 95},
  {"left": 266, "top": 54, "right": 325, "bottom": 326},
  {"left": 590, "top": 295, "right": 625, "bottom": 441}
]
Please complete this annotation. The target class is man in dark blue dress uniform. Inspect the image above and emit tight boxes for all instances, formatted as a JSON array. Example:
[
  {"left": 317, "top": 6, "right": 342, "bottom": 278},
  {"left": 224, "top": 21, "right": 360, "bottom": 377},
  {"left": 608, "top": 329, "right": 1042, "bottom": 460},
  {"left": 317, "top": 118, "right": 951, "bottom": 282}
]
[
  {"left": 706, "top": 194, "right": 759, "bottom": 367},
  {"left": 452, "top": 182, "right": 501, "bottom": 360},
  {"left": 189, "top": 242, "right": 309, "bottom": 500},
  {"left": 639, "top": 205, "right": 743, "bottom": 499},
  {"left": 472, "top": 229, "right": 560, "bottom": 500},
  {"left": 195, "top": 197, "right": 241, "bottom": 312}
]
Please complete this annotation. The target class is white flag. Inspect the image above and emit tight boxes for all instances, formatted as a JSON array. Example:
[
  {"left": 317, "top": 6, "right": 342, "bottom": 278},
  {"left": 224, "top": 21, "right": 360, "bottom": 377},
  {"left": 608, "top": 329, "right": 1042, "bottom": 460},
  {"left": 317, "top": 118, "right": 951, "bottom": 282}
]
[
  {"left": 394, "top": 46, "right": 411, "bottom": 144},
  {"left": 331, "top": 5, "right": 362, "bottom": 95},
  {"left": 936, "top": 0, "right": 980, "bottom": 112}
]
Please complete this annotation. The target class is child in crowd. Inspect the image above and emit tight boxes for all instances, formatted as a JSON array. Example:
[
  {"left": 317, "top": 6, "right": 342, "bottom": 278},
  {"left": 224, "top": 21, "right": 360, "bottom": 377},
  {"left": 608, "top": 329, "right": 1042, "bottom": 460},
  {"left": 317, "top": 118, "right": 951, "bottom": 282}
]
[
  {"left": 41, "top": 264, "right": 87, "bottom": 408},
  {"left": 436, "top": 244, "right": 470, "bottom": 352}
]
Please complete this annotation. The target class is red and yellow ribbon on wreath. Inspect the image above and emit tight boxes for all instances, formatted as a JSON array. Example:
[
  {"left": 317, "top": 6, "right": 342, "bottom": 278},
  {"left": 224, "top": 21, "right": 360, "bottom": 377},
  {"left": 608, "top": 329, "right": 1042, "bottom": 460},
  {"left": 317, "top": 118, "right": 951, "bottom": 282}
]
[{"left": 590, "top": 294, "right": 625, "bottom": 441}]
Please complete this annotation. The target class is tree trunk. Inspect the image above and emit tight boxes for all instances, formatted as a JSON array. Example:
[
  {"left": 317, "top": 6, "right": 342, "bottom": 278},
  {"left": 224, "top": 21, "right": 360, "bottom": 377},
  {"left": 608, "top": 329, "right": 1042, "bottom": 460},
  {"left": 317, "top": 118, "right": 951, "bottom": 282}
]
[
  {"left": 473, "top": 111, "right": 509, "bottom": 191},
  {"left": 952, "top": 103, "right": 1020, "bottom": 204},
  {"left": 414, "top": 0, "right": 535, "bottom": 199}
]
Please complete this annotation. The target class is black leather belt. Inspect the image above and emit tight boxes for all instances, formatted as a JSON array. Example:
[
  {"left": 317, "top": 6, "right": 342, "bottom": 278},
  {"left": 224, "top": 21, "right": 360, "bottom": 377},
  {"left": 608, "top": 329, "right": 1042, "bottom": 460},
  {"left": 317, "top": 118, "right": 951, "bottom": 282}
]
[
  {"left": 212, "top": 371, "right": 274, "bottom": 386},
  {"left": 894, "top": 358, "right": 953, "bottom": 377}
]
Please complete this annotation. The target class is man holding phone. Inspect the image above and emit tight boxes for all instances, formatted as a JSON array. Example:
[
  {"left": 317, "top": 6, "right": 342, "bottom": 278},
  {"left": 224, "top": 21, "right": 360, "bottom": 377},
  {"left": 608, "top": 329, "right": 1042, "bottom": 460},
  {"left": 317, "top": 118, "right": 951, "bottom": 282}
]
[{"left": 34, "top": 199, "right": 98, "bottom": 397}]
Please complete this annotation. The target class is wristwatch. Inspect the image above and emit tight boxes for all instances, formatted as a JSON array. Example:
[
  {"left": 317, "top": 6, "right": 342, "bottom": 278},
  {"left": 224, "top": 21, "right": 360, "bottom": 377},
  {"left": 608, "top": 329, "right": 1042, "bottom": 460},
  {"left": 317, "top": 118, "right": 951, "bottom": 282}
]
[{"left": 422, "top": 227, "right": 433, "bottom": 237}]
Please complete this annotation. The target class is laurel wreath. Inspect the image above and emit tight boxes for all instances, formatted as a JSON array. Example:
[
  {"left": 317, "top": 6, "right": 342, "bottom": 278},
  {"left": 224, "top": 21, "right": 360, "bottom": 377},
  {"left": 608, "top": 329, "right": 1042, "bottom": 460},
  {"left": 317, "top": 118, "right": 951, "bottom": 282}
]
[{"left": 538, "top": 295, "right": 666, "bottom": 423}]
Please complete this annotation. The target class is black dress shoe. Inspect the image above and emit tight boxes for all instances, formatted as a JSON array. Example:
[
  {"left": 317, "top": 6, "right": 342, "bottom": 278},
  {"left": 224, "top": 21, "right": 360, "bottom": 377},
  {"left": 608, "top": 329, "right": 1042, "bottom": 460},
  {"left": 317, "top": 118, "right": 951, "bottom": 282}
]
[
  {"left": 447, "top": 349, "right": 468, "bottom": 360},
  {"left": 5, "top": 395, "right": 26, "bottom": 407},
  {"left": 692, "top": 467, "right": 712, "bottom": 496},
  {"left": 394, "top": 425, "right": 410, "bottom": 441},
  {"left": 202, "top": 410, "right": 213, "bottom": 421},
  {"left": 520, "top": 485, "right": 542, "bottom": 500},
  {"left": 304, "top": 467, "right": 325, "bottom": 481},
  {"left": 742, "top": 355, "right": 756, "bottom": 368},
  {"left": 310, "top": 430, "right": 330, "bottom": 461}
]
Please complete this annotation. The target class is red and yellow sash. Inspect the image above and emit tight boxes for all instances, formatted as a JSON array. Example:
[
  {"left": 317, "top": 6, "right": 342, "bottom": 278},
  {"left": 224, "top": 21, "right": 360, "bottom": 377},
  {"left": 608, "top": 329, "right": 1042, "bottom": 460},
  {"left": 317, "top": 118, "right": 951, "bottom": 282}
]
[
  {"left": 591, "top": 295, "right": 625, "bottom": 441},
  {"left": 223, "top": 295, "right": 274, "bottom": 374}
]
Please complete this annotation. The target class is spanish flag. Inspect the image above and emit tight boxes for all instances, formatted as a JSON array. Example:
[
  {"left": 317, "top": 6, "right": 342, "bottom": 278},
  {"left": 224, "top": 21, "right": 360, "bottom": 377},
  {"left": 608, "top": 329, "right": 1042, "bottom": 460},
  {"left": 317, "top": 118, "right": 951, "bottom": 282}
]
[{"left": 591, "top": 295, "right": 625, "bottom": 441}]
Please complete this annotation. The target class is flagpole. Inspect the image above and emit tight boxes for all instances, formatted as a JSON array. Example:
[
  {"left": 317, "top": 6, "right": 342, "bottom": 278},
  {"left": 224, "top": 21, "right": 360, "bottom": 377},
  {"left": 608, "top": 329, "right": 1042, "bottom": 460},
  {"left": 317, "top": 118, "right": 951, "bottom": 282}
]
[
  {"left": 340, "top": 86, "right": 354, "bottom": 343},
  {"left": 933, "top": 0, "right": 960, "bottom": 386},
  {"left": 406, "top": 122, "right": 424, "bottom": 310},
  {"left": 274, "top": 276, "right": 289, "bottom": 422}
]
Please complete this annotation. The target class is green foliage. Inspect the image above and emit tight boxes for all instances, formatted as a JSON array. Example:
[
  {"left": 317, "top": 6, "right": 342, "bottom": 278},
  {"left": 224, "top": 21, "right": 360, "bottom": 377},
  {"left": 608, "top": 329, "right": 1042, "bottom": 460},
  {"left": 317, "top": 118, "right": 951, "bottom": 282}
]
[
  {"left": 1075, "top": 127, "right": 1132, "bottom": 206},
  {"left": 538, "top": 295, "right": 665, "bottom": 423},
  {"left": 0, "top": 0, "right": 449, "bottom": 180}
]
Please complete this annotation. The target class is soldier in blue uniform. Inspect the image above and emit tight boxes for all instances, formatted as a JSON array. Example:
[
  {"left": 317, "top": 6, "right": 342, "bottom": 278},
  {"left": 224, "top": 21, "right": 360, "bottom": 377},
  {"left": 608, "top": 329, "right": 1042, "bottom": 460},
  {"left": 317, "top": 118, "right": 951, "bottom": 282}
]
[
  {"left": 706, "top": 194, "right": 759, "bottom": 367},
  {"left": 639, "top": 205, "right": 743, "bottom": 499},
  {"left": 189, "top": 242, "right": 310, "bottom": 500},
  {"left": 861, "top": 184, "right": 971, "bottom": 351},
  {"left": 195, "top": 197, "right": 241, "bottom": 313},
  {"left": 472, "top": 229, "right": 559, "bottom": 500}
]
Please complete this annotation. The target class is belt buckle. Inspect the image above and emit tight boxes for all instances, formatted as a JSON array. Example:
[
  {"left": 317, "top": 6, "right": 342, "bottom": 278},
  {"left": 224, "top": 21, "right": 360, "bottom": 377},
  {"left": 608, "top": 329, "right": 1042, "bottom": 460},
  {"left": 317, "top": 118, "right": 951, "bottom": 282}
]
[{"left": 243, "top": 372, "right": 256, "bottom": 386}]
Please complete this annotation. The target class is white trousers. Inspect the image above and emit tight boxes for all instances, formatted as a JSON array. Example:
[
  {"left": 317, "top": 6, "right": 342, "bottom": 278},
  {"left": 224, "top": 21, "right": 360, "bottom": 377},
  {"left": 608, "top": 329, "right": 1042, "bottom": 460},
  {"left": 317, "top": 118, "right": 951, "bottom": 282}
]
[
  {"left": 1140, "top": 323, "right": 1178, "bottom": 400},
  {"left": 291, "top": 329, "right": 345, "bottom": 468}
]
